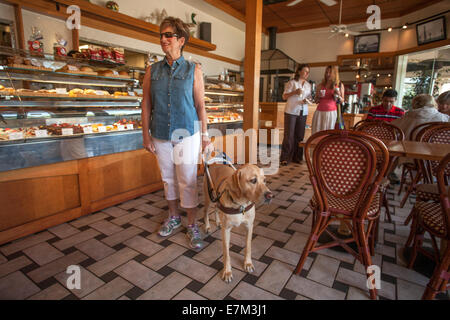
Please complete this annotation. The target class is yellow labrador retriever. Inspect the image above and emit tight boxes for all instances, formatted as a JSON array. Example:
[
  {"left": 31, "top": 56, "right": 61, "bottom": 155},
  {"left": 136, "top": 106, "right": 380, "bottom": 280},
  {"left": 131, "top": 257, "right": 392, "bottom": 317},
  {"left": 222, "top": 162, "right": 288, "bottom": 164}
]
[{"left": 203, "top": 163, "right": 273, "bottom": 283}]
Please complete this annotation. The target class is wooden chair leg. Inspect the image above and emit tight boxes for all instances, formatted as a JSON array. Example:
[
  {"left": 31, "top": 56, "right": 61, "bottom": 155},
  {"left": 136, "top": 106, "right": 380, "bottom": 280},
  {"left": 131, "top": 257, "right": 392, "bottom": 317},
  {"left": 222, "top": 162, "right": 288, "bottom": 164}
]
[
  {"left": 405, "top": 212, "right": 417, "bottom": 248},
  {"left": 400, "top": 171, "right": 422, "bottom": 208},
  {"left": 398, "top": 164, "right": 407, "bottom": 196},
  {"left": 369, "top": 218, "right": 380, "bottom": 256},
  {"left": 355, "top": 221, "right": 377, "bottom": 300},
  {"left": 295, "top": 214, "right": 325, "bottom": 275},
  {"left": 422, "top": 246, "right": 450, "bottom": 300},
  {"left": 383, "top": 193, "right": 392, "bottom": 223},
  {"left": 408, "top": 228, "right": 424, "bottom": 269}
]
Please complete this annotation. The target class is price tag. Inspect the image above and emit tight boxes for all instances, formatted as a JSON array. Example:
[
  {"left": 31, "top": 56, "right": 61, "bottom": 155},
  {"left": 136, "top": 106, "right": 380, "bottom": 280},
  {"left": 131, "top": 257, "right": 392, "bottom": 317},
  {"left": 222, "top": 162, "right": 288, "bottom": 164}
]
[
  {"left": 83, "top": 126, "right": 93, "bottom": 134},
  {"left": 126, "top": 124, "right": 134, "bottom": 130},
  {"left": 97, "top": 126, "right": 107, "bottom": 133},
  {"left": 127, "top": 91, "right": 136, "bottom": 96},
  {"left": 67, "top": 65, "right": 78, "bottom": 71},
  {"left": 35, "top": 130, "right": 48, "bottom": 138},
  {"left": 117, "top": 125, "right": 126, "bottom": 131},
  {"left": 112, "top": 70, "right": 119, "bottom": 76},
  {"left": 8, "top": 131, "right": 24, "bottom": 140},
  {"left": 55, "top": 88, "right": 68, "bottom": 95},
  {"left": 61, "top": 128, "right": 74, "bottom": 136}
]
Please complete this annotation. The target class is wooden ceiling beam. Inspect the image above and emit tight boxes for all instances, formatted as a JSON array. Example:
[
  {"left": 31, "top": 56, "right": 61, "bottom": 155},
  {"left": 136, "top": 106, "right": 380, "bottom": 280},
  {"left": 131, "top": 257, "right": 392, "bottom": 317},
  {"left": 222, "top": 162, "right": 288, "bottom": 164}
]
[{"left": 203, "top": 0, "right": 268, "bottom": 34}]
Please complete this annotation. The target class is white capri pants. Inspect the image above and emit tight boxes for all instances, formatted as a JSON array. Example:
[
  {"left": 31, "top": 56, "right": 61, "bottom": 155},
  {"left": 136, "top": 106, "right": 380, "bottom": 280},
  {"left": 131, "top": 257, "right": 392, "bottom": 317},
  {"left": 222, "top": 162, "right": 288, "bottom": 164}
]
[
  {"left": 311, "top": 110, "right": 337, "bottom": 135},
  {"left": 152, "top": 132, "right": 201, "bottom": 209}
]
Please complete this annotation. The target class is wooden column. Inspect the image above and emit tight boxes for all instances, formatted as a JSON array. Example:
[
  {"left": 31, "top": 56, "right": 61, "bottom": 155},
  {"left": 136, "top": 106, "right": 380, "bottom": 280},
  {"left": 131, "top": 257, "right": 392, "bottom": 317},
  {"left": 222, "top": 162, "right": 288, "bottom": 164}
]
[
  {"left": 14, "top": 4, "right": 25, "bottom": 49},
  {"left": 72, "top": 28, "right": 79, "bottom": 51},
  {"left": 243, "top": 0, "right": 262, "bottom": 164}
]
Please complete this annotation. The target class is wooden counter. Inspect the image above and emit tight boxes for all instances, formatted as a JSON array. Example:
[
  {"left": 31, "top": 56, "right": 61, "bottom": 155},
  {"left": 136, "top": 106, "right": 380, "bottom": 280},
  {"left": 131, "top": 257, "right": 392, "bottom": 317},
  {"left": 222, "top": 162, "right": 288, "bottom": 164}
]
[
  {"left": 343, "top": 113, "right": 367, "bottom": 129},
  {"left": 0, "top": 132, "right": 243, "bottom": 245}
]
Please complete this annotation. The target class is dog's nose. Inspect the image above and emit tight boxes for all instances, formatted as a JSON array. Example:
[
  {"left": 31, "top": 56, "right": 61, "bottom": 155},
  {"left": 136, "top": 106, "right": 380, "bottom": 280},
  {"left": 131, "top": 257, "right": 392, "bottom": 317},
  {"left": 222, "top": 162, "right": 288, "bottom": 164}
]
[{"left": 264, "top": 192, "right": 274, "bottom": 200}]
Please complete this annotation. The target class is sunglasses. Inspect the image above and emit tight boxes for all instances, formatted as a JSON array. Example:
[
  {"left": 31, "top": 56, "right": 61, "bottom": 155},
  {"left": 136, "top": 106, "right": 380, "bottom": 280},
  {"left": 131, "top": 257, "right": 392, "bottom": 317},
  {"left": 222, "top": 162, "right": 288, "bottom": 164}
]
[{"left": 160, "top": 32, "right": 180, "bottom": 39}]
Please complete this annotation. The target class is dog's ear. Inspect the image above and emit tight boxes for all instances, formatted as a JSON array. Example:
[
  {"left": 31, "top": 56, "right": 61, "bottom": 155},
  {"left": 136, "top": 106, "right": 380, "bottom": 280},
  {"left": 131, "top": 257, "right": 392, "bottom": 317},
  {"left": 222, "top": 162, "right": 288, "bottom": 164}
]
[{"left": 232, "top": 170, "right": 242, "bottom": 197}]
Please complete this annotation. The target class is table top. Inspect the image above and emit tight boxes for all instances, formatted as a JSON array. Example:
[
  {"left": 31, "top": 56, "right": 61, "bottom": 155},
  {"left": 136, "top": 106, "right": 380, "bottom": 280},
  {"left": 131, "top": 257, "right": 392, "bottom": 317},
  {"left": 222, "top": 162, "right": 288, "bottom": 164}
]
[{"left": 299, "top": 139, "right": 450, "bottom": 161}]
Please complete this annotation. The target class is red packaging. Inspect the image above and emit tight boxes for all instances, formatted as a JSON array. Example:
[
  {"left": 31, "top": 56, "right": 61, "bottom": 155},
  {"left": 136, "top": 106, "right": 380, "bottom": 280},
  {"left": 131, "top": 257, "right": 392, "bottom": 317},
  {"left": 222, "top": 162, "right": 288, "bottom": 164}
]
[
  {"left": 101, "top": 47, "right": 115, "bottom": 63},
  {"left": 88, "top": 45, "right": 103, "bottom": 61},
  {"left": 112, "top": 47, "right": 125, "bottom": 64},
  {"left": 28, "top": 40, "right": 43, "bottom": 54}
]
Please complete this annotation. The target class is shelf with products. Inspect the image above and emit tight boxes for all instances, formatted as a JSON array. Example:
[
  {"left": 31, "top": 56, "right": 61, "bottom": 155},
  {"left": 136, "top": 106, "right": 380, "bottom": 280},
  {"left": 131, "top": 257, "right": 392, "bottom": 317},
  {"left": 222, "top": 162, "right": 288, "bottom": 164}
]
[{"left": 204, "top": 81, "right": 244, "bottom": 127}]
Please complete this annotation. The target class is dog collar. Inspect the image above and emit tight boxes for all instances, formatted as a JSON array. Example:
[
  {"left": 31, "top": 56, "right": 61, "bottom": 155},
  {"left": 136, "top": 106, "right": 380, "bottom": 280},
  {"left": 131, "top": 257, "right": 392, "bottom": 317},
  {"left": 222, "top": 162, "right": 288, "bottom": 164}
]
[{"left": 217, "top": 202, "right": 255, "bottom": 215}]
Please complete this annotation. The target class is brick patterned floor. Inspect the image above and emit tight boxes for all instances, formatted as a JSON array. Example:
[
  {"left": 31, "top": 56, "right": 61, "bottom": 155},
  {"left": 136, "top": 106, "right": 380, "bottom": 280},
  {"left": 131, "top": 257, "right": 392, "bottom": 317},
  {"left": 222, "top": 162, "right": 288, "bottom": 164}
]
[{"left": 1, "top": 151, "right": 449, "bottom": 300}]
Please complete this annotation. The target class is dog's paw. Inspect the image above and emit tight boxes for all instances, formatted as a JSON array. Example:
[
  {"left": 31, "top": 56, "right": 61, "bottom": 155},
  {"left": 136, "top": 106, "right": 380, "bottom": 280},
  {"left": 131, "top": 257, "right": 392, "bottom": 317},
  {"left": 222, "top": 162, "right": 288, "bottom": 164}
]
[
  {"left": 221, "top": 269, "right": 233, "bottom": 283},
  {"left": 244, "top": 262, "right": 255, "bottom": 273}
]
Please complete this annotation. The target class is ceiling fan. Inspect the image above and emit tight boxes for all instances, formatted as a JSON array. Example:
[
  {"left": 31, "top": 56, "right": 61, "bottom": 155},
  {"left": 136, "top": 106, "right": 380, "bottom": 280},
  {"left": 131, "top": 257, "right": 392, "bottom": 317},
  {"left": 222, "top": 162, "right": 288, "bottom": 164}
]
[
  {"left": 287, "top": 0, "right": 337, "bottom": 6},
  {"left": 311, "top": 0, "right": 362, "bottom": 38}
]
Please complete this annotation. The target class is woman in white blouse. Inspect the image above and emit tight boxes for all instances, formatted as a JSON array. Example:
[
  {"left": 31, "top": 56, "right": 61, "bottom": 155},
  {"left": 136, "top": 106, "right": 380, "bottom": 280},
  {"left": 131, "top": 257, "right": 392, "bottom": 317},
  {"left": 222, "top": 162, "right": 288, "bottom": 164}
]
[{"left": 280, "top": 64, "right": 312, "bottom": 166}]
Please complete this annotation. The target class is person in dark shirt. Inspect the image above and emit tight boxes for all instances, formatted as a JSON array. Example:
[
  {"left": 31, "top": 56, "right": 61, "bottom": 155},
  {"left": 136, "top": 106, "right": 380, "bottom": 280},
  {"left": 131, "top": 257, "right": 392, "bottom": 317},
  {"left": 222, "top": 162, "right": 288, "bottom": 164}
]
[{"left": 367, "top": 89, "right": 405, "bottom": 122}]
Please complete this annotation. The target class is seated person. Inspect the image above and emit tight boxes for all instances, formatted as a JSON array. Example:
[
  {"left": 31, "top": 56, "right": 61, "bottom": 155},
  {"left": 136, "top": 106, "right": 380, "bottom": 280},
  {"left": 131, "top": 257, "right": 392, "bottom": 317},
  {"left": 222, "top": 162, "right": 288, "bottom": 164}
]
[
  {"left": 367, "top": 89, "right": 405, "bottom": 122},
  {"left": 392, "top": 94, "right": 449, "bottom": 140},
  {"left": 437, "top": 90, "right": 450, "bottom": 116}
]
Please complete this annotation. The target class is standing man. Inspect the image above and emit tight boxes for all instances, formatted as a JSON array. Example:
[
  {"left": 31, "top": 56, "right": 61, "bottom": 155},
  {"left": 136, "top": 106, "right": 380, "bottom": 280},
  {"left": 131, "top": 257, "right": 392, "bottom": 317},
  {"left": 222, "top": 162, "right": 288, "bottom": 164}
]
[{"left": 367, "top": 89, "right": 405, "bottom": 122}]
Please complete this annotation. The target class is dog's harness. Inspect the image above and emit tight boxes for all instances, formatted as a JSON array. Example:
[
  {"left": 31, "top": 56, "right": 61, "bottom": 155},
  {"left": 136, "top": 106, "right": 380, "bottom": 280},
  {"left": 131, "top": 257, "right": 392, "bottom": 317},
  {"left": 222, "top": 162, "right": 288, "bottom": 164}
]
[{"left": 203, "top": 151, "right": 255, "bottom": 215}]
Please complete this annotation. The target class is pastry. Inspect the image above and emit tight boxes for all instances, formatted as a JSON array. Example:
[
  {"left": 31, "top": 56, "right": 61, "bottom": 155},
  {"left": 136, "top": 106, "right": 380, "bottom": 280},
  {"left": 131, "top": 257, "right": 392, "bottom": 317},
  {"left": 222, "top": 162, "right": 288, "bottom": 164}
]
[
  {"left": 80, "top": 66, "right": 94, "bottom": 72},
  {"left": 0, "top": 85, "right": 4, "bottom": 90}
]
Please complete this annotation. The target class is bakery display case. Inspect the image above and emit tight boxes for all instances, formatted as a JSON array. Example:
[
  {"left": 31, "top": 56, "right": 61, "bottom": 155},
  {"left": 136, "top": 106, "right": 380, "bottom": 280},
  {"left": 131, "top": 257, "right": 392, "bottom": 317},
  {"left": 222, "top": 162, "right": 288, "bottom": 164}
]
[
  {"left": 0, "top": 47, "right": 143, "bottom": 172},
  {"left": 204, "top": 79, "right": 244, "bottom": 134}
]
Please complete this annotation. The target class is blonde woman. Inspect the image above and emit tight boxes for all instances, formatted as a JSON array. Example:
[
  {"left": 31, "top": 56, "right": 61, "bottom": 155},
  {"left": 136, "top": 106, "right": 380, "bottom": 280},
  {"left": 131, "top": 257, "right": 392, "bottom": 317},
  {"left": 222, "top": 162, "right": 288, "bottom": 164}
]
[{"left": 311, "top": 65, "right": 344, "bottom": 134}]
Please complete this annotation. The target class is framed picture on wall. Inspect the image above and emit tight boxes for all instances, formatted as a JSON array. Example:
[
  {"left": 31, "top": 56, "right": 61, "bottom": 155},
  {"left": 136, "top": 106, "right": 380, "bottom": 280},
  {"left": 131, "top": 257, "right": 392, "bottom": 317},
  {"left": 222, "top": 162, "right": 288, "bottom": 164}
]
[
  {"left": 353, "top": 34, "right": 380, "bottom": 54},
  {"left": 416, "top": 16, "right": 447, "bottom": 46}
]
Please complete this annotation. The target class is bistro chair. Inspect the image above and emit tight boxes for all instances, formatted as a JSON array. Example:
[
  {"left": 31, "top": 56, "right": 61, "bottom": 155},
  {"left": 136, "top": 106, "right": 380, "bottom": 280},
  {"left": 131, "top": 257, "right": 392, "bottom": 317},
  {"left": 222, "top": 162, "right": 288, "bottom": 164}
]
[
  {"left": 354, "top": 121, "right": 405, "bottom": 223},
  {"left": 294, "top": 130, "right": 389, "bottom": 300},
  {"left": 405, "top": 123, "right": 450, "bottom": 247},
  {"left": 406, "top": 153, "right": 450, "bottom": 300},
  {"left": 352, "top": 118, "right": 377, "bottom": 130},
  {"left": 398, "top": 122, "right": 447, "bottom": 208}
]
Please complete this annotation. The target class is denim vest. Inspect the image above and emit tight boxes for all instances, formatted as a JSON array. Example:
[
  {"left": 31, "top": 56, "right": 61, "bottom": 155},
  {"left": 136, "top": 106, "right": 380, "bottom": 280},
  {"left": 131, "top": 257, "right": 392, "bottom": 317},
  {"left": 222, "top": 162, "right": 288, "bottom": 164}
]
[{"left": 150, "top": 56, "right": 199, "bottom": 141}]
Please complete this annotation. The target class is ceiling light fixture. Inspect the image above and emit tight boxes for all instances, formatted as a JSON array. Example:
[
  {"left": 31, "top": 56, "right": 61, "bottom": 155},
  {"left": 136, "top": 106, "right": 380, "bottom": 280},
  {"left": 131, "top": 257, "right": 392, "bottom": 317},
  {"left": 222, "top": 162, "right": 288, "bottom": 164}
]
[
  {"left": 402, "top": 25, "right": 408, "bottom": 29},
  {"left": 345, "top": 33, "right": 349, "bottom": 37},
  {"left": 387, "top": 27, "right": 392, "bottom": 32}
]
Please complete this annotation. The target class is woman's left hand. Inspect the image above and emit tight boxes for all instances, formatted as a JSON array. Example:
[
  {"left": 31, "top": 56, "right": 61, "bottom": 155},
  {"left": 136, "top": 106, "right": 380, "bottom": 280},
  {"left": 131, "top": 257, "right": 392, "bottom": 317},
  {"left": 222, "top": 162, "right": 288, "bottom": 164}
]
[{"left": 202, "top": 137, "right": 213, "bottom": 153}]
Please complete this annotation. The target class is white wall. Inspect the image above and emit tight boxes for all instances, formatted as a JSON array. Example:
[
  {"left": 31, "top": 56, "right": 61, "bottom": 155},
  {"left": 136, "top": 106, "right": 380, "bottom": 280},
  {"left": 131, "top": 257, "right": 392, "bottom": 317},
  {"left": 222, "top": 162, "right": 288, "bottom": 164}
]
[
  {"left": 89, "top": 0, "right": 246, "bottom": 61},
  {"left": 0, "top": 1, "right": 244, "bottom": 76},
  {"left": 277, "top": 2, "right": 450, "bottom": 65}
]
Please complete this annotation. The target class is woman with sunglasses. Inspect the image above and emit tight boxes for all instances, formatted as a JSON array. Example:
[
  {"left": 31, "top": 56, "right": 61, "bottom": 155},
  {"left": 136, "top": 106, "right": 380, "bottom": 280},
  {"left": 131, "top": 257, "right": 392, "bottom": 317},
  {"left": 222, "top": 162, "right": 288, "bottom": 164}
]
[{"left": 141, "top": 17, "right": 211, "bottom": 250}]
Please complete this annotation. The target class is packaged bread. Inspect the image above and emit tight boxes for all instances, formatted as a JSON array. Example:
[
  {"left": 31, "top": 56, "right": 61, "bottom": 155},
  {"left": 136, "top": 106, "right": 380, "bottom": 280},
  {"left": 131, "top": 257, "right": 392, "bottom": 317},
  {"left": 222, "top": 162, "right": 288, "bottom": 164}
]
[
  {"left": 97, "top": 69, "right": 114, "bottom": 77},
  {"left": 83, "top": 89, "right": 96, "bottom": 95},
  {"left": 7, "top": 56, "right": 24, "bottom": 65},
  {"left": 57, "top": 64, "right": 80, "bottom": 72},
  {"left": 80, "top": 66, "right": 94, "bottom": 72}
]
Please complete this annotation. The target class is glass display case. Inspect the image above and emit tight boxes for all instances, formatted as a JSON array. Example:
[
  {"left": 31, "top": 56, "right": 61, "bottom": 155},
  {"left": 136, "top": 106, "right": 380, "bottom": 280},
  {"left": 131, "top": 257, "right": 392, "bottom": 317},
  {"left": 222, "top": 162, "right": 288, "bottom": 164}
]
[
  {"left": 0, "top": 46, "right": 143, "bottom": 172},
  {"left": 0, "top": 47, "right": 245, "bottom": 172},
  {"left": 205, "top": 78, "right": 244, "bottom": 134}
]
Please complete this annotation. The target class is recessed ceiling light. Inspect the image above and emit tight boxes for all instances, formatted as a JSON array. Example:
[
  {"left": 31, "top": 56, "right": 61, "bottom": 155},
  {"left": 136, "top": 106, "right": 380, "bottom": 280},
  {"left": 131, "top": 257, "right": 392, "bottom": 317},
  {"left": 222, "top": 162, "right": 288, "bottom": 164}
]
[
  {"left": 345, "top": 33, "right": 349, "bottom": 37},
  {"left": 388, "top": 27, "right": 393, "bottom": 32},
  {"left": 402, "top": 25, "right": 407, "bottom": 29}
]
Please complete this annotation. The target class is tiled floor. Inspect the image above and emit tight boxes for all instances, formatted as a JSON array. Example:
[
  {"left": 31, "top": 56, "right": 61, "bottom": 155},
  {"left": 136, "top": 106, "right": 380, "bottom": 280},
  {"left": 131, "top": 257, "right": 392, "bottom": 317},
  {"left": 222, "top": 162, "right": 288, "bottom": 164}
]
[{"left": 0, "top": 150, "right": 449, "bottom": 300}]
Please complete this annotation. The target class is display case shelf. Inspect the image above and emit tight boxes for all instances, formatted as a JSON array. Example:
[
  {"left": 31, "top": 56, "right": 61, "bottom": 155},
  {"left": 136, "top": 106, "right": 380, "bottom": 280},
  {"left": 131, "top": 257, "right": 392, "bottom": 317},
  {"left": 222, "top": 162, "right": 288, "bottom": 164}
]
[
  {"left": 0, "top": 100, "right": 141, "bottom": 107},
  {"left": 0, "top": 68, "right": 134, "bottom": 87}
]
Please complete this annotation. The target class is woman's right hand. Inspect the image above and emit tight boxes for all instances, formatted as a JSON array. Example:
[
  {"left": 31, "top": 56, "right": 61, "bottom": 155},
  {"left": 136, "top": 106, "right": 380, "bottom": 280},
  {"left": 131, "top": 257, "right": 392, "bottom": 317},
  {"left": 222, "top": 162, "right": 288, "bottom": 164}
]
[{"left": 143, "top": 135, "right": 156, "bottom": 153}]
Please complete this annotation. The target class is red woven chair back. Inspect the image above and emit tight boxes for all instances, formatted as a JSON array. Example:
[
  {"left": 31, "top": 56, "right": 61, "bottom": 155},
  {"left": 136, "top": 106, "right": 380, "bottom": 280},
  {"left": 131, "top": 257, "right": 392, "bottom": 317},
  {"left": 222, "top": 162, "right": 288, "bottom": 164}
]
[
  {"left": 417, "top": 123, "right": 450, "bottom": 182},
  {"left": 410, "top": 122, "right": 447, "bottom": 141},
  {"left": 355, "top": 121, "right": 405, "bottom": 142},
  {"left": 305, "top": 130, "right": 389, "bottom": 220}
]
